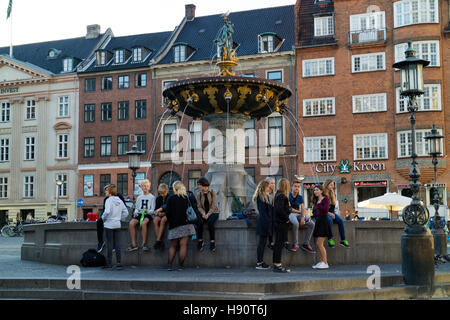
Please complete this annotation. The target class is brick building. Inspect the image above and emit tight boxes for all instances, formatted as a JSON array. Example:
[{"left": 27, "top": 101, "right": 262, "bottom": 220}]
[{"left": 295, "top": 0, "right": 449, "bottom": 219}]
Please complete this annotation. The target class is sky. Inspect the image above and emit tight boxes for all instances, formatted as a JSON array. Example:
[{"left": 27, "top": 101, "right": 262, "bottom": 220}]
[{"left": 0, "top": 0, "right": 295, "bottom": 48}]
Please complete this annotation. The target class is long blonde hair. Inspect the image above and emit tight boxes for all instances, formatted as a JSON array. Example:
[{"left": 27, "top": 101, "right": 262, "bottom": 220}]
[
  {"left": 172, "top": 181, "right": 187, "bottom": 198},
  {"left": 323, "top": 179, "right": 336, "bottom": 205},
  {"left": 276, "top": 178, "right": 290, "bottom": 198},
  {"left": 252, "top": 180, "right": 270, "bottom": 204}
]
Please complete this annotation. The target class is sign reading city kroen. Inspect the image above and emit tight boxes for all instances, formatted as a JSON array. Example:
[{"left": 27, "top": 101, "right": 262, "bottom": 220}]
[
  {"left": 314, "top": 159, "right": 386, "bottom": 175},
  {"left": 0, "top": 87, "right": 19, "bottom": 94}
]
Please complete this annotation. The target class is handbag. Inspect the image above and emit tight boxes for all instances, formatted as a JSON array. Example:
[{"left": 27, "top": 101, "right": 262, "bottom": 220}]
[{"left": 186, "top": 196, "right": 198, "bottom": 223}]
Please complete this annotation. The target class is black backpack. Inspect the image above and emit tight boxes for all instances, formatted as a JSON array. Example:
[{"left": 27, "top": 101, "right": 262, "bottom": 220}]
[{"left": 80, "top": 249, "right": 106, "bottom": 267}]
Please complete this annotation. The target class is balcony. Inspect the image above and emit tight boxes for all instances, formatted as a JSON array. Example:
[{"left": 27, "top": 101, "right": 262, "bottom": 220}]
[{"left": 348, "top": 28, "right": 386, "bottom": 47}]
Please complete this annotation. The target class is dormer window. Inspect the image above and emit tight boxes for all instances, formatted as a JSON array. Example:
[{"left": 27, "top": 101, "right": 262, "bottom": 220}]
[
  {"left": 174, "top": 45, "right": 186, "bottom": 63},
  {"left": 133, "top": 47, "right": 143, "bottom": 62},
  {"left": 115, "top": 49, "right": 125, "bottom": 64},
  {"left": 96, "top": 50, "right": 112, "bottom": 66},
  {"left": 258, "top": 33, "right": 282, "bottom": 53},
  {"left": 314, "top": 15, "right": 334, "bottom": 37},
  {"left": 47, "top": 48, "right": 61, "bottom": 59},
  {"left": 63, "top": 58, "right": 73, "bottom": 72}
]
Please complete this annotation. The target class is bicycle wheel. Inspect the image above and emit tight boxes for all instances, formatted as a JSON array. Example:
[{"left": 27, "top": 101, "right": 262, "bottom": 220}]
[{"left": 1, "top": 225, "right": 13, "bottom": 237}]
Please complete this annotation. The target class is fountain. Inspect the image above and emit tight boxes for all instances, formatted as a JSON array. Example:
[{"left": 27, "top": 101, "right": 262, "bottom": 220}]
[{"left": 163, "top": 15, "right": 292, "bottom": 219}]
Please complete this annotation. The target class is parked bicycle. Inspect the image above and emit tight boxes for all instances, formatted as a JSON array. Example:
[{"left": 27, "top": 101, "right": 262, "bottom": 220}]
[{"left": 1, "top": 221, "right": 24, "bottom": 237}]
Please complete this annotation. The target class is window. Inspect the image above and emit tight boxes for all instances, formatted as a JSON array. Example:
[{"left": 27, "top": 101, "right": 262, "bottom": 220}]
[
  {"left": 189, "top": 121, "right": 202, "bottom": 150},
  {"left": 395, "top": 41, "right": 440, "bottom": 67},
  {"left": 162, "top": 80, "right": 177, "bottom": 106},
  {"left": 135, "top": 100, "right": 147, "bottom": 119},
  {"left": 303, "top": 97, "right": 335, "bottom": 116},
  {"left": 133, "top": 47, "right": 143, "bottom": 62},
  {"left": 117, "top": 135, "right": 129, "bottom": 156},
  {"left": 394, "top": 0, "right": 439, "bottom": 28},
  {"left": 58, "top": 96, "right": 69, "bottom": 117},
  {"left": 303, "top": 58, "right": 334, "bottom": 77},
  {"left": 1, "top": 102, "right": 10, "bottom": 122},
  {"left": 101, "top": 103, "right": 112, "bottom": 121},
  {"left": 85, "top": 78, "right": 96, "bottom": 92},
  {"left": 397, "top": 84, "right": 441, "bottom": 112},
  {"left": 397, "top": 128, "right": 443, "bottom": 158},
  {"left": 314, "top": 16, "right": 334, "bottom": 37},
  {"left": 100, "top": 174, "right": 111, "bottom": 196},
  {"left": 352, "top": 93, "right": 387, "bottom": 113},
  {"left": 118, "top": 101, "right": 129, "bottom": 120},
  {"left": 56, "top": 174, "right": 68, "bottom": 197},
  {"left": 117, "top": 173, "right": 128, "bottom": 196},
  {"left": 24, "top": 136, "right": 35, "bottom": 161},
  {"left": 259, "top": 35, "right": 274, "bottom": 53},
  {"left": 23, "top": 176, "right": 34, "bottom": 198},
  {"left": 100, "top": 136, "right": 112, "bottom": 157},
  {"left": 349, "top": 12, "right": 386, "bottom": 43},
  {"left": 267, "top": 70, "right": 282, "bottom": 82},
  {"left": 268, "top": 116, "right": 283, "bottom": 146},
  {"left": 174, "top": 45, "right": 186, "bottom": 62},
  {"left": 163, "top": 123, "right": 177, "bottom": 152},
  {"left": 0, "top": 177, "right": 7, "bottom": 198},
  {"left": 57, "top": 134, "right": 68, "bottom": 159},
  {"left": 63, "top": 58, "right": 73, "bottom": 72},
  {"left": 352, "top": 52, "right": 385, "bottom": 73},
  {"left": 304, "top": 136, "right": 336, "bottom": 162},
  {"left": 354, "top": 133, "right": 388, "bottom": 160},
  {"left": 101, "top": 77, "right": 113, "bottom": 90},
  {"left": 0, "top": 138, "right": 9, "bottom": 162},
  {"left": 245, "top": 119, "right": 255, "bottom": 147},
  {"left": 115, "top": 49, "right": 125, "bottom": 64},
  {"left": 135, "top": 73, "right": 147, "bottom": 88},
  {"left": 136, "top": 134, "right": 146, "bottom": 153},
  {"left": 118, "top": 75, "right": 129, "bottom": 89},
  {"left": 241, "top": 73, "right": 255, "bottom": 77},
  {"left": 188, "top": 170, "right": 202, "bottom": 192},
  {"left": 84, "top": 137, "right": 95, "bottom": 158},
  {"left": 25, "top": 100, "right": 36, "bottom": 120},
  {"left": 245, "top": 167, "right": 256, "bottom": 183},
  {"left": 97, "top": 51, "right": 107, "bottom": 65},
  {"left": 84, "top": 104, "right": 95, "bottom": 122}
]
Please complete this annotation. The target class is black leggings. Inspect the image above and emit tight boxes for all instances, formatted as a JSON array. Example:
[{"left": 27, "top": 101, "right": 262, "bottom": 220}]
[
  {"left": 273, "top": 223, "right": 288, "bottom": 264},
  {"left": 196, "top": 213, "right": 219, "bottom": 241},
  {"left": 97, "top": 218, "right": 104, "bottom": 243}
]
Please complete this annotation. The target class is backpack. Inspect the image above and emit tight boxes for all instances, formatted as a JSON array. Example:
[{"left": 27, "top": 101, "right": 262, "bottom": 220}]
[{"left": 80, "top": 249, "right": 106, "bottom": 267}]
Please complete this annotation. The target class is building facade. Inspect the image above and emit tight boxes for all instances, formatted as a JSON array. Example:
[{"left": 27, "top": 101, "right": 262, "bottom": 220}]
[{"left": 295, "top": 0, "right": 449, "bottom": 219}]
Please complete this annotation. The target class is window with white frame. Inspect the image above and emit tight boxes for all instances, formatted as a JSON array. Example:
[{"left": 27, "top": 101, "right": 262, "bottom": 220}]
[
  {"left": 303, "top": 97, "right": 335, "bottom": 117},
  {"left": 352, "top": 93, "right": 387, "bottom": 113},
  {"left": 354, "top": 133, "right": 388, "bottom": 160},
  {"left": 397, "top": 128, "right": 443, "bottom": 158},
  {"left": 26, "top": 99, "right": 36, "bottom": 120},
  {"left": 58, "top": 96, "right": 69, "bottom": 117},
  {"left": 0, "top": 177, "right": 8, "bottom": 198},
  {"left": 189, "top": 121, "right": 202, "bottom": 150},
  {"left": 396, "top": 84, "right": 441, "bottom": 113},
  {"left": 244, "top": 119, "right": 256, "bottom": 147},
  {"left": 57, "top": 134, "right": 68, "bottom": 159},
  {"left": 133, "top": 47, "right": 143, "bottom": 62},
  {"left": 163, "top": 123, "right": 177, "bottom": 152},
  {"left": 56, "top": 174, "right": 68, "bottom": 197},
  {"left": 267, "top": 70, "right": 283, "bottom": 82},
  {"left": 314, "top": 15, "right": 334, "bottom": 37},
  {"left": 352, "top": 52, "right": 385, "bottom": 73},
  {"left": 304, "top": 136, "right": 336, "bottom": 162},
  {"left": 394, "top": 0, "right": 439, "bottom": 28},
  {"left": 63, "top": 58, "right": 73, "bottom": 72},
  {"left": 174, "top": 45, "right": 186, "bottom": 63},
  {"left": 268, "top": 116, "right": 283, "bottom": 146},
  {"left": 1, "top": 102, "right": 10, "bottom": 122},
  {"left": 395, "top": 41, "right": 440, "bottom": 67},
  {"left": 302, "top": 57, "right": 334, "bottom": 77},
  {"left": 24, "top": 136, "right": 35, "bottom": 161},
  {"left": 258, "top": 34, "right": 274, "bottom": 53},
  {"left": 97, "top": 51, "right": 107, "bottom": 65},
  {"left": 23, "top": 175, "right": 34, "bottom": 198},
  {"left": 115, "top": 49, "right": 125, "bottom": 64},
  {"left": 118, "top": 75, "right": 129, "bottom": 89},
  {"left": 349, "top": 11, "right": 385, "bottom": 43},
  {"left": 0, "top": 138, "right": 9, "bottom": 162}
]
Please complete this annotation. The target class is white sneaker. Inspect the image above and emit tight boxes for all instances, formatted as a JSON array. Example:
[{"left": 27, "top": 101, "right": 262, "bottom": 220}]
[
  {"left": 316, "top": 262, "right": 329, "bottom": 269},
  {"left": 312, "top": 262, "right": 321, "bottom": 269}
]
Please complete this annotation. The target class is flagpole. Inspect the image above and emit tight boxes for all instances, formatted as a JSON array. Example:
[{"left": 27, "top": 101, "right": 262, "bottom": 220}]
[{"left": 9, "top": 9, "right": 12, "bottom": 57}]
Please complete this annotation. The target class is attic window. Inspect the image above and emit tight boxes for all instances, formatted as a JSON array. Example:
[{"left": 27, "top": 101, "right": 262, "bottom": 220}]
[
  {"left": 62, "top": 58, "right": 73, "bottom": 72},
  {"left": 258, "top": 33, "right": 283, "bottom": 53},
  {"left": 115, "top": 49, "right": 125, "bottom": 64},
  {"left": 47, "top": 49, "right": 61, "bottom": 59},
  {"left": 133, "top": 47, "right": 143, "bottom": 62},
  {"left": 96, "top": 51, "right": 107, "bottom": 66},
  {"left": 174, "top": 45, "right": 186, "bottom": 62}
]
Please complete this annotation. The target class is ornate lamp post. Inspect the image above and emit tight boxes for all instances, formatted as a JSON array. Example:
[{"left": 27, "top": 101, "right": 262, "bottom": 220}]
[
  {"left": 424, "top": 124, "right": 446, "bottom": 257},
  {"left": 126, "top": 142, "right": 144, "bottom": 202},
  {"left": 393, "top": 40, "right": 434, "bottom": 288}
]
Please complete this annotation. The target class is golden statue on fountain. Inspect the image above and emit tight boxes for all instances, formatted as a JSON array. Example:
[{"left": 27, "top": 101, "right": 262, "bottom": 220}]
[{"left": 215, "top": 14, "right": 238, "bottom": 76}]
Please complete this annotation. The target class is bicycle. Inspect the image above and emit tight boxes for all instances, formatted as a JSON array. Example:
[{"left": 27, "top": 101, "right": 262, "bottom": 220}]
[{"left": 1, "top": 222, "right": 24, "bottom": 237}]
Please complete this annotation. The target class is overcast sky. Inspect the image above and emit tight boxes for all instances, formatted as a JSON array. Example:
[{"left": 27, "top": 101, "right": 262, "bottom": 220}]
[{"left": 0, "top": 0, "right": 294, "bottom": 47}]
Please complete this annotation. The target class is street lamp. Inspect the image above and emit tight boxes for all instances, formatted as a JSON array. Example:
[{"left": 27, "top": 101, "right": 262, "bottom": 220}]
[
  {"left": 55, "top": 179, "right": 63, "bottom": 219},
  {"left": 126, "top": 142, "right": 144, "bottom": 202},
  {"left": 393, "top": 40, "right": 434, "bottom": 288},
  {"left": 424, "top": 124, "right": 446, "bottom": 257}
]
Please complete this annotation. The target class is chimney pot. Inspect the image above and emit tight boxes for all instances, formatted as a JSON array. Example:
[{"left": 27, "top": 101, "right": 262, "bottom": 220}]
[
  {"left": 185, "top": 4, "right": 196, "bottom": 21},
  {"left": 86, "top": 24, "right": 101, "bottom": 39}
]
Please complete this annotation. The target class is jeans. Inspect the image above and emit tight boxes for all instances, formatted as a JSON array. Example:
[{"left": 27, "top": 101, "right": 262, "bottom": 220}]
[
  {"left": 105, "top": 228, "right": 121, "bottom": 265},
  {"left": 273, "top": 223, "right": 288, "bottom": 264},
  {"left": 289, "top": 213, "right": 315, "bottom": 246},
  {"left": 328, "top": 214, "right": 346, "bottom": 241},
  {"left": 197, "top": 213, "right": 219, "bottom": 241}
]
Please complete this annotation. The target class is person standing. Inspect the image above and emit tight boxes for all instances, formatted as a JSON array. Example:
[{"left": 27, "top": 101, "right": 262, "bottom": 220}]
[
  {"left": 253, "top": 180, "right": 273, "bottom": 270},
  {"left": 272, "top": 178, "right": 291, "bottom": 273},
  {"left": 323, "top": 180, "right": 350, "bottom": 248},
  {"left": 196, "top": 177, "right": 219, "bottom": 252},
  {"left": 264, "top": 177, "right": 276, "bottom": 249},
  {"left": 312, "top": 185, "right": 331, "bottom": 269},
  {"left": 165, "top": 181, "right": 196, "bottom": 271}
]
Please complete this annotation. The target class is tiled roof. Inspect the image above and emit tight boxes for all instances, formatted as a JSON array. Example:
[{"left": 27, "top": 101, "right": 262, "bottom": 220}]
[{"left": 158, "top": 4, "right": 295, "bottom": 65}]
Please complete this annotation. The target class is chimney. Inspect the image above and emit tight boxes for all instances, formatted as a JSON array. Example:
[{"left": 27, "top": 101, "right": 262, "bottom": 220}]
[
  {"left": 86, "top": 24, "right": 101, "bottom": 39},
  {"left": 185, "top": 4, "right": 196, "bottom": 21}
]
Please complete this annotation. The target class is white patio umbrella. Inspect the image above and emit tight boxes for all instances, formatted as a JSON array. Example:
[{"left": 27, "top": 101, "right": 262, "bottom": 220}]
[{"left": 358, "top": 192, "right": 412, "bottom": 220}]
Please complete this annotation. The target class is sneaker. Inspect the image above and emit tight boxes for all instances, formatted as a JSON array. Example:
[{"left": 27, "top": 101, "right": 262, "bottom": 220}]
[
  {"left": 97, "top": 242, "right": 105, "bottom": 253},
  {"left": 273, "top": 265, "right": 291, "bottom": 273},
  {"left": 312, "top": 262, "right": 321, "bottom": 269},
  {"left": 267, "top": 243, "right": 274, "bottom": 250},
  {"left": 178, "top": 264, "right": 184, "bottom": 271},
  {"left": 284, "top": 243, "right": 295, "bottom": 252},
  {"left": 301, "top": 244, "right": 316, "bottom": 254},
  {"left": 340, "top": 240, "right": 350, "bottom": 248},
  {"left": 167, "top": 265, "right": 175, "bottom": 271},
  {"left": 197, "top": 241, "right": 204, "bottom": 252},
  {"left": 256, "top": 262, "right": 270, "bottom": 270},
  {"left": 210, "top": 242, "right": 216, "bottom": 252},
  {"left": 142, "top": 245, "right": 150, "bottom": 252},
  {"left": 127, "top": 245, "right": 138, "bottom": 252},
  {"left": 315, "top": 262, "right": 329, "bottom": 269},
  {"left": 115, "top": 264, "right": 124, "bottom": 271},
  {"left": 291, "top": 245, "right": 299, "bottom": 252},
  {"left": 328, "top": 239, "right": 335, "bottom": 248},
  {"left": 102, "top": 264, "right": 113, "bottom": 269}
]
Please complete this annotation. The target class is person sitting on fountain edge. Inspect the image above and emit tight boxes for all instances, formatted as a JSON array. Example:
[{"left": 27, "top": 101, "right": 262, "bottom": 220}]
[{"left": 196, "top": 177, "right": 219, "bottom": 252}]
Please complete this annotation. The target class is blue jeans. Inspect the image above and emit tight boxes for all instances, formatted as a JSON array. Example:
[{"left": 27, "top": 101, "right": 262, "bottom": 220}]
[{"left": 328, "top": 214, "right": 346, "bottom": 241}]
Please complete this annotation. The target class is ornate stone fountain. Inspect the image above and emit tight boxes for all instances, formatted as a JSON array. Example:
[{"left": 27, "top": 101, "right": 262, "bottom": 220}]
[{"left": 163, "top": 15, "right": 292, "bottom": 219}]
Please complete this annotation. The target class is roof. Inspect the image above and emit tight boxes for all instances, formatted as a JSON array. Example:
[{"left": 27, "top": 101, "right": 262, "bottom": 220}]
[
  {"left": 158, "top": 4, "right": 295, "bottom": 65},
  {"left": 0, "top": 35, "right": 106, "bottom": 74}
]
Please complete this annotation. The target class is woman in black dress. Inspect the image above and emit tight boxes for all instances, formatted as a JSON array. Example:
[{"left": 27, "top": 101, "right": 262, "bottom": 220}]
[
  {"left": 312, "top": 185, "right": 331, "bottom": 269},
  {"left": 253, "top": 180, "right": 273, "bottom": 270},
  {"left": 272, "top": 178, "right": 291, "bottom": 273}
]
